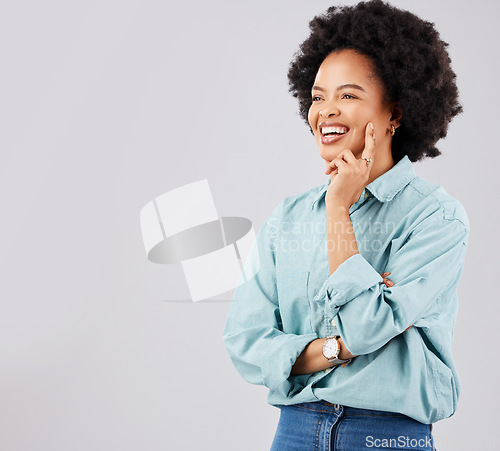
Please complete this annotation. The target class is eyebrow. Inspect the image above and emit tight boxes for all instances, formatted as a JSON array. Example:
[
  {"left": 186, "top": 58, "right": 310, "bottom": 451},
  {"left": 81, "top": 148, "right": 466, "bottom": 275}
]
[{"left": 311, "top": 84, "right": 366, "bottom": 93}]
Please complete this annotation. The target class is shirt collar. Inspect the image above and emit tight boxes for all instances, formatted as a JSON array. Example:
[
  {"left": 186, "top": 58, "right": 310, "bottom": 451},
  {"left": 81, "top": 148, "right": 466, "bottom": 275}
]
[{"left": 311, "top": 155, "right": 417, "bottom": 210}]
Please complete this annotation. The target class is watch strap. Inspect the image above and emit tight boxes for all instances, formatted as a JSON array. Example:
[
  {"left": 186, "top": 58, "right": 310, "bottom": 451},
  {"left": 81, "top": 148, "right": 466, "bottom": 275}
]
[{"left": 328, "top": 357, "right": 351, "bottom": 364}]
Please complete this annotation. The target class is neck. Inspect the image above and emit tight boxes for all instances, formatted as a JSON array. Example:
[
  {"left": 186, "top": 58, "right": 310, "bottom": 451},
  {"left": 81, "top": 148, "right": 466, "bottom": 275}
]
[{"left": 366, "top": 148, "right": 395, "bottom": 185}]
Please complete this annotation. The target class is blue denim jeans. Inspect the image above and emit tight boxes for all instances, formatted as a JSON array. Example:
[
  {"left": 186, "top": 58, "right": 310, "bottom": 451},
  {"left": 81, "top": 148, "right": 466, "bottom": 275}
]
[{"left": 270, "top": 401, "right": 435, "bottom": 451}]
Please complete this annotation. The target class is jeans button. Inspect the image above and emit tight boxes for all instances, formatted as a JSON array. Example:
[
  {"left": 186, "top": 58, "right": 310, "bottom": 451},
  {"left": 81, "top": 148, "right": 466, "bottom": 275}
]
[{"left": 333, "top": 404, "right": 340, "bottom": 410}]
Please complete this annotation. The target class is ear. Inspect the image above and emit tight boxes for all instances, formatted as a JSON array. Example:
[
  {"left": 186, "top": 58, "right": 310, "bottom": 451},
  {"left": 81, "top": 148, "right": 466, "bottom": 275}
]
[{"left": 390, "top": 102, "right": 403, "bottom": 127}]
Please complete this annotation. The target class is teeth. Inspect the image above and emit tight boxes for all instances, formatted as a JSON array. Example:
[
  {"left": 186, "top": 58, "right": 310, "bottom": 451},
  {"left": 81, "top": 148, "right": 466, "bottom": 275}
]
[{"left": 321, "top": 126, "right": 348, "bottom": 135}]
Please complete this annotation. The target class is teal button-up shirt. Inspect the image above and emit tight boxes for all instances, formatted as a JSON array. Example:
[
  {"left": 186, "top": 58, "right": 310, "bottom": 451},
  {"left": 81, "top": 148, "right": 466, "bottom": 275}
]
[{"left": 222, "top": 155, "right": 469, "bottom": 424}]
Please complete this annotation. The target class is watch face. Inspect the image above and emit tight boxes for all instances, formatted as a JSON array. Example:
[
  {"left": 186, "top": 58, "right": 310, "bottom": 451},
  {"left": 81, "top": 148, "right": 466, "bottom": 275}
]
[{"left": 323, "top": 338, "right": 339, "bottom": 359}]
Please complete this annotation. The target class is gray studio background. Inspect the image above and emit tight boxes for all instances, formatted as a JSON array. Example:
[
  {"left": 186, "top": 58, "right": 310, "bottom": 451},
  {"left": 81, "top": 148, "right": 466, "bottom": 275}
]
[{"left": 1, "top": 0, "right": 497, "bottom": 449}]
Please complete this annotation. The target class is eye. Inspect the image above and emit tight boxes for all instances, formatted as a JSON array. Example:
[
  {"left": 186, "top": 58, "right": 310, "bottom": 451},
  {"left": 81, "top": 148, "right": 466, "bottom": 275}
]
[
  {"left": 342, "top": 93, "right": 357, "bottom": 100},
  {"left": 311, "top": 96, "right": 322, "bottom": 102}
]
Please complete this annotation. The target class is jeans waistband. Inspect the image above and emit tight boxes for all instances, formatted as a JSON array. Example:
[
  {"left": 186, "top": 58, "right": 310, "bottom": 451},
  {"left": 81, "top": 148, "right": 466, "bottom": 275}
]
[{"left": 288, "top": 401, "right": 408, "bottom": 418}]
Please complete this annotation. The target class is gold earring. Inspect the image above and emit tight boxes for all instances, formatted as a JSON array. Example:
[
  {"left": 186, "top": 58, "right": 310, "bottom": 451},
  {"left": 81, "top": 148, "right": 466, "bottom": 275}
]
[{"left": 390, "top": 124, "right": 396, "bottom": 136}]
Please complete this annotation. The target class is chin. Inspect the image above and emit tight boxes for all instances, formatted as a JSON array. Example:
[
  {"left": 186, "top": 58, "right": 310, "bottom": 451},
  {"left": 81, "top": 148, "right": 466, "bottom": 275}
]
[
  {"left": 318, "top": 143, "right": 363, "bottom": 160},
  {"left": 319, "top": 147, "right": 341, "bottom": 162}
]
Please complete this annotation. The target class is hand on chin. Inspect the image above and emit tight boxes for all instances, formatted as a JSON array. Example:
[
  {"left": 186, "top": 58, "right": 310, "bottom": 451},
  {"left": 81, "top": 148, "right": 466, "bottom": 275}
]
[{"left": 325, "top": 160, "right": 339, "bottom": 178}]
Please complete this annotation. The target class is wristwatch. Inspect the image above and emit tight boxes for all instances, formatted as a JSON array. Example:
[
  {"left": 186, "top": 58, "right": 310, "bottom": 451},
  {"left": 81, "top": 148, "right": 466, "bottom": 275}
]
[{"left": 322, "top": 335, "right": 351, "bottom": 365}]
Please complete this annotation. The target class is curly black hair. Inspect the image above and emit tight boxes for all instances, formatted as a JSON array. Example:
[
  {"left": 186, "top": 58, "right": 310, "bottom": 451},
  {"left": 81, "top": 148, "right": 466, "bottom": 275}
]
[{"left": 287, "top": 0, "right": 462, "bottom": 162}]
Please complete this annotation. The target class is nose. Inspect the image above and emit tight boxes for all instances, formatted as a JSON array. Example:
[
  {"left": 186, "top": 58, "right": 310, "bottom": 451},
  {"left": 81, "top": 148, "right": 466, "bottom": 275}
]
[{"left": 319, "top": 100, "right": 340, "bottom": 118}]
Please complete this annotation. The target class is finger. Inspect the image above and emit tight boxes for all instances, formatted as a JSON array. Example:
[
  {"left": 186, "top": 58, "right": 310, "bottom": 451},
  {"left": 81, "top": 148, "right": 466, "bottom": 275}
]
[
  {"left": 380, "top": 272, "right": 391, "bottom": 277},
  {"left": 361, "top": 122, "right": 376, "bottom": 161},
  {"left": 326, "top": 164, "right": 338, "bottom": 177},
  {"left": 404, "top": 325, "right": 413, "bottom": 332},
  {"left": 325, "top": 157, "right": 340, "bottom": 175},
  {"left": 330, "top": 149, "right": 357, "bottom": 164},
  {"left": 382, "top": 277, "right": 394, "bottom": 287},
  {"left": 340, "top": 149, "right": 357, "bottom": 165},
  {"left": 328, "top": 149, "right": 354, "bottom": 168},
  {"left": 327, "top": 167, "right": 338, "bottom": 178},
  {"left": 331, "top": 157, "right": 349, "bottom": 173}
]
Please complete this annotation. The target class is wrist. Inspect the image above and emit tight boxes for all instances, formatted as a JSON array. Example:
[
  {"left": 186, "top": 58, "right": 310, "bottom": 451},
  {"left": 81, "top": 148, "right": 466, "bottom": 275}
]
[
  {"left": 322, "top": 335, "right": 354, "bottom": 365},
  {"left": 338, "top": 337, "right": 357, "bottom": 360},
  {"left": 325, "top": 201, "right": 350, "bottom": 214}
]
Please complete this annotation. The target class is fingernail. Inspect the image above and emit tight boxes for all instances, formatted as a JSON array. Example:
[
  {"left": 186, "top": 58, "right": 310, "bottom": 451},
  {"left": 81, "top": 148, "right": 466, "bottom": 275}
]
[{"left": 369, "top": 122, "right": 374, "bottom": 130}]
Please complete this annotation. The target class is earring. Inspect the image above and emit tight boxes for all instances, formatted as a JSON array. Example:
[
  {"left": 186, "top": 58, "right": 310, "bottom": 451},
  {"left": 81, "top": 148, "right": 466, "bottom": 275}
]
[{"left": 390, "top": 124, "right": 396, "bottom": 136}]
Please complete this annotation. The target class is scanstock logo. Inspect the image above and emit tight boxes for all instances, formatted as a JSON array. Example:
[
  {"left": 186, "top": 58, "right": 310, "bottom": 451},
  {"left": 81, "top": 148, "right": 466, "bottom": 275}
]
[{"left": 140, "top": 179, "right": 259, "bottom": 302}]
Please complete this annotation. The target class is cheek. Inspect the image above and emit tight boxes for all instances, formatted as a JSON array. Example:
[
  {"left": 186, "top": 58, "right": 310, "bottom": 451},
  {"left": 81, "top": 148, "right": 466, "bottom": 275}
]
[
  {"left": 308, "top": 104, "right": 320, "bottom": 128},
  {"left": 351, "top": 104, "right": 374, "bottom": 121},
  {"left": 350, "top": 106, "right": 383, "bottom": 134},
  {"left": 366, "top": 104, "right": 390, "bottom": 122},
  {"left": 307, "top": 107, "right": 314, "bottom": 129}
]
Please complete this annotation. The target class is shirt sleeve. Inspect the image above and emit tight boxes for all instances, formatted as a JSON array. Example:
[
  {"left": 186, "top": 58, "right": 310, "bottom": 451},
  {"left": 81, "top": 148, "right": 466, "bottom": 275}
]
[
  {"left": 312, "top": 208, "right": 469, "bottom": 356},
  {"left": 222, "top": 200, "right": 318, "bottom": 397}
]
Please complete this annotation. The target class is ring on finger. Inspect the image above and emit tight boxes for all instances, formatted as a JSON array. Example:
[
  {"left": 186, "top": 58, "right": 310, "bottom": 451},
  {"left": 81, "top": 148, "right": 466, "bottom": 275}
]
[{"left": 361, "top": 157, "right": 373, "bottom": 167}]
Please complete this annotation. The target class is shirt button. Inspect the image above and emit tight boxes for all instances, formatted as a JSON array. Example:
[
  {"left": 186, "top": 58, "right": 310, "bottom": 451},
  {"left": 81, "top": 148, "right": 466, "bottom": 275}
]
[{"left": 331, "top": 319, "right": 336, "bottom": 327}]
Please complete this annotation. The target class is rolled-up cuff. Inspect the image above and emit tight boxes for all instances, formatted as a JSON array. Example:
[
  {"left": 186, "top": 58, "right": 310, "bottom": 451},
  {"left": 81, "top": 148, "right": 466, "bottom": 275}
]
[
  {"left": 313, "top": 253, "right": 383, "bottom": 315},
  {"left": 261, "top": 333, "right": 318, "bottom": 397}
]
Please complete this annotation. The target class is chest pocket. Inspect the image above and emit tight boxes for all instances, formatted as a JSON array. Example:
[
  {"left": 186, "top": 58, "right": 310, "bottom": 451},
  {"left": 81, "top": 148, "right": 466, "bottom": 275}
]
[
  {"left": 275, "top": 268, "right": 313, "bottom": 335},
  {"left": 306, "top": 266, "right": 329, "bottom": 303}
]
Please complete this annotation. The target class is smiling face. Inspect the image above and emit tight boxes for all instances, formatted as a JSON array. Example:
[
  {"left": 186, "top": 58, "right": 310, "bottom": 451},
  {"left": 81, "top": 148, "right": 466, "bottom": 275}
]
[{"left": 308, "top": 49, "right": 397, "bottom": 163}]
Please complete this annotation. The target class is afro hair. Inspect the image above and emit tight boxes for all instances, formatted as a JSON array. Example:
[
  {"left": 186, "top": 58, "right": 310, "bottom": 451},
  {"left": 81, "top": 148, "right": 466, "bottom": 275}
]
[{"left": 287, "top": 0, "right": 462, "bottom": 162}]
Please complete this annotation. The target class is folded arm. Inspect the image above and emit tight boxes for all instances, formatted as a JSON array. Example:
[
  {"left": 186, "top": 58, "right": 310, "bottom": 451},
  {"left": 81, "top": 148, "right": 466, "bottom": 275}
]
[
  {"left": 313, "top": 207, "right": 469, "bottom": 356},
  {"left": 222, "top": 200, "right": 318, "bottom": 396}
]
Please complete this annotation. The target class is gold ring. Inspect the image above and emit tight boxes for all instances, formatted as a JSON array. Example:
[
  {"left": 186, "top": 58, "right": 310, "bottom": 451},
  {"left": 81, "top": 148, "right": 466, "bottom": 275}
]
[{"left": 361, "top": 157, "right": 373, "bottom": 166}]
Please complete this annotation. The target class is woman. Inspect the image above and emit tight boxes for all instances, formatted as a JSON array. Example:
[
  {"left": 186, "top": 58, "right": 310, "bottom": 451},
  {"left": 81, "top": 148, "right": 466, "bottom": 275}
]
[{"left": 222, "top": 1, "right": 469, "bottom": 450}]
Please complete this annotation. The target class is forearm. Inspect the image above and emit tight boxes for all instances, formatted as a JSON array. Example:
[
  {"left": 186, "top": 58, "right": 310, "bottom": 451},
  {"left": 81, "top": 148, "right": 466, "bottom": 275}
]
[
  {"left": 291, "top": 337, "right": 355, "bottom": 375},
  {"left": 290, "top": 204, "right": 358, "bottom": 376},
  {"left": 326, "top": 204, "right": 359, "bottom": 275}
]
